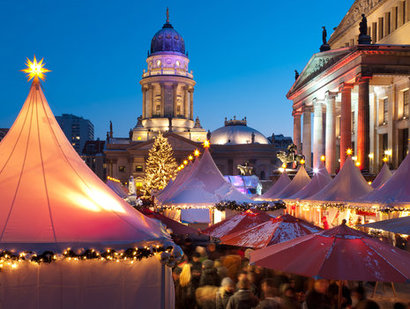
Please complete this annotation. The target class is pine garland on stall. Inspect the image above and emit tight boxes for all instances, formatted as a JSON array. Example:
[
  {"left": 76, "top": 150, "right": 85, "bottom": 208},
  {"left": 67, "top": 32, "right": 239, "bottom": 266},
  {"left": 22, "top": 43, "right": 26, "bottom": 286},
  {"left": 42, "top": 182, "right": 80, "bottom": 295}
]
[{"left": 142, "top": 132, "right": 177, "bottom": 197}]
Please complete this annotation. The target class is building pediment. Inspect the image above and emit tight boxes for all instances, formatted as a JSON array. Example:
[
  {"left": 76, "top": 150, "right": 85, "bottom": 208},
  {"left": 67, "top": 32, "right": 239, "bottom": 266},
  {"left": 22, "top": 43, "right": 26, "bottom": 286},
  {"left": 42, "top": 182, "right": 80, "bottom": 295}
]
[
  {"left": 126, "top": 132, "right": 200, "bottom": 152},
  {"left": 289, "top": 49, "right": 352, "bottom": 95},
  {"left": 329, "top": 0, "right": 385, "bottom": 45}
]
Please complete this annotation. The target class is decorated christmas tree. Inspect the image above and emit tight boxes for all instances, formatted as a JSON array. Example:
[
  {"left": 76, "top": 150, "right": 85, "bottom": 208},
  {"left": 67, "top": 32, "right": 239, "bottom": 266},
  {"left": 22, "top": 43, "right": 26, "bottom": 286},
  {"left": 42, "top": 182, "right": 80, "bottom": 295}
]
[{"left": 142, "top": 132, "right": 177, "bottom": 197}]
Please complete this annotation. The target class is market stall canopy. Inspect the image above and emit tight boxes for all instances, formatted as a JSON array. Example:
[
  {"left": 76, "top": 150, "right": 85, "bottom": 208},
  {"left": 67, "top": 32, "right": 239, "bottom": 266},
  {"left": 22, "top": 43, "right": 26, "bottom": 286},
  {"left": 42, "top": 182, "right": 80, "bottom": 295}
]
[
  {"left": 221, "top": 214, "right": 321, "bottom": 249},
  {"left": 0, "top": 79, "right": 171, "bottom": 252},
  {"left": 288, "top": 164, "right": 331, "bottom": 199},
  {"left": 359, "top": 216, "right": 410, "bottom": 235},
  {"left": 202, "top": 209, "right": 272, "bottom": 238},
  {"left": 271, "top": 166, "right": 311, "bottom": 199},
  {"left": 250, "top": 221, "right": 410, "bottom": 282},
  {"left": 259, "top": 172, "right": 291, "bottom": 199},
  {"left": 308, "top": 157, "right": 372, "bottom": 202},
  {"left": 358, "top": 153, "right": 410, "bottom": 206},
  {"left": 106, "top": 178, "right": 129, "bottom": 199},
  {"left": 160, "top": 148, "right": 253, "bottom": 205},
  {"left": 371, "top": 163, "right": 392, "bottom": 189}
]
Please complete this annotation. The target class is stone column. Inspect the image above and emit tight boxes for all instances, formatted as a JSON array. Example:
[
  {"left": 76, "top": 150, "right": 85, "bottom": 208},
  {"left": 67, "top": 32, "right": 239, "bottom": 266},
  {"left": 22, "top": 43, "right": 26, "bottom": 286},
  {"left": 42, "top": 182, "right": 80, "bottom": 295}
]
[
  {"left": 160, "top": 84, "right": 165, "bottom": 117},
  {"left": 142, "top": 87, "right": 146, "bottom": 118},
  {"left": 303, "top": 107, "right": 312, "bottom": 169},
  {"left": 339, "top": 83, "right": 354, "bottom": 167},
  {"left": 325, "top": 91, "right": 337, "bottom": 174},
  {"left": 184, "top": 87, "right": 189, "bottom": 118},
  {"left": 149, "top": 85, "right": 154, "bottom": 118},
  {"left": 313, "top": 99, "right": 324, "bottom": 169},
  {"left": 190, "top": 89, "right": 194, "bottom": 120},
  {"left": 356, "top": 74, "right": 371, "bottom": 171},
  {"left": 173, "top": 83, "right": 178, "bottom": 117},
  {"left": 293, "top": 111, "right": 302, "bottom": 154}
]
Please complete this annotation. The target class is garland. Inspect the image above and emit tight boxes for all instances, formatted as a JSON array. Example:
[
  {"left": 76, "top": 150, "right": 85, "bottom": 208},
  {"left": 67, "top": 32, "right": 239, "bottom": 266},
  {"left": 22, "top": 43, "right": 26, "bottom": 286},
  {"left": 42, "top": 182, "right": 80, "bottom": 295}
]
[
  {"left": 214, "top": 200, "right": 286, "bottom": 212},
  {"left": 0, "top": 245, "right": 179, "bottom": 269},
  {"left": 296, "top": 201, "right": 409, "bottom": 214}
]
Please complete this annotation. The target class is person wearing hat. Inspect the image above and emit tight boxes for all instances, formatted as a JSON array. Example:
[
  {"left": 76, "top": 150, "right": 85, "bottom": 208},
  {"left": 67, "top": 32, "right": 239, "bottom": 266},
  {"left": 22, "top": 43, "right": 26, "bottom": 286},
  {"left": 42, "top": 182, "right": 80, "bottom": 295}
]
[{"left": 200, "top": 259, "right": 221, "bottom": 287}]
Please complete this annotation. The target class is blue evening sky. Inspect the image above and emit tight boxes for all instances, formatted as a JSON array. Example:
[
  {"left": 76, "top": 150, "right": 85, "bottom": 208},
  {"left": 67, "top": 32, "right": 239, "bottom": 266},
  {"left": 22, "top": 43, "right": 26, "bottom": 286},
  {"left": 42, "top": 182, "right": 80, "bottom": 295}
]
[{"left": 0, "top": 0, "right": 353, "bottom": 140}]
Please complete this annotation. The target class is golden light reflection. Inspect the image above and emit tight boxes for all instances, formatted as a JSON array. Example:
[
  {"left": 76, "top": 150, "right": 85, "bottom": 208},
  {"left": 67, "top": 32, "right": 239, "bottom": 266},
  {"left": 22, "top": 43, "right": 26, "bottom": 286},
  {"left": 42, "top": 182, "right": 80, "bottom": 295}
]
[
  {"left": 68, "top": 187, "right": 126, "bottom": 213},
  {"left": 21, "top": 56, "right": 51, "bottom": 81}
]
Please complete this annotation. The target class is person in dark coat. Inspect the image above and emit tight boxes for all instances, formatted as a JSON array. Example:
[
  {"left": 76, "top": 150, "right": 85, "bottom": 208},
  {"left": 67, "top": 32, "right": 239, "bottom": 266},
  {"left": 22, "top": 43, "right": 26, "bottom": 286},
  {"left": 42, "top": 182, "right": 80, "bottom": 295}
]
[
  {"left": 216, "top": 277, "right": 235, "bottom": 309},
  {"left": 200, "top": 259, "right": 221, "bottom": 287},
  {"left": 305, "top": 279, "right": 331, "bottom": 309},
  {"left": 176, "top": 264, "right": 196, "bottom": 309},
  {"left": 226, "top": 278, "right": 259, "bottom": 309}
]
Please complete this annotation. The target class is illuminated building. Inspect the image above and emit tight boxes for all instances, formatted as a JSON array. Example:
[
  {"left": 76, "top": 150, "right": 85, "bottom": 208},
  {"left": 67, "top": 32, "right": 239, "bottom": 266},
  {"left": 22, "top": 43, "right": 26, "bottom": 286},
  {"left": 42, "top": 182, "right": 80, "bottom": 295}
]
[{"left": 288, "top": 0, "right": 410, "bottom": 174}]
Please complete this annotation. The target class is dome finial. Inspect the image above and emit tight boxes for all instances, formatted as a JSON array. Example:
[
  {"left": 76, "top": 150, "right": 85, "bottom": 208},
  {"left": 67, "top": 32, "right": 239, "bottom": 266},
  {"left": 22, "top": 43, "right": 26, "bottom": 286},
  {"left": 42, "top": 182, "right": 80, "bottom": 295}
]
[{"left": 166, "top": 7, "right": 169, "bottom": 23}]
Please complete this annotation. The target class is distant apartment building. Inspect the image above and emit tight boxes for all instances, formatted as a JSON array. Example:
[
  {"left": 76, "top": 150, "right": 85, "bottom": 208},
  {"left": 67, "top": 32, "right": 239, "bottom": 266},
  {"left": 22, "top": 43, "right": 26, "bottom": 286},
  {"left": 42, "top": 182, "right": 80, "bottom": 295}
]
[
  {"left": 0, "top": 129, "right": 9, "bottom": 142},
  {"left": 56, "top": 114, "right": 94, "bottom": 154}
]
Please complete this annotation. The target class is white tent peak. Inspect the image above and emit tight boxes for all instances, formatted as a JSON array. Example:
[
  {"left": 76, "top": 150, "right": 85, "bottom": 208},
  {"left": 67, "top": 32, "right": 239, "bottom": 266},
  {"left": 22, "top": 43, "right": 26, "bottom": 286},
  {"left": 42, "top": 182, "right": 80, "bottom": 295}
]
[
  {"left": 359, "top": 153, "right": 410, "bottom": 205},
  {"left": 289, "top": 163, "right": 332, "bottom": 199},
  {"left": 0, "top": 81, "right": 170, "bottom": 252},
  {"left": 161, "top": 148, "right": 253, "bottom": 204},
  {"left": 371, "top": 163, "right": 392, "bottom": 189},
  {"left": 270, "top": 165, "right": 311, "bottom": 199},
  {"left": 260, "top": 172, "right": 291, "bottom": 199},
  {"left": 309, "top": 157, "right": 372, "bottom": 202}
]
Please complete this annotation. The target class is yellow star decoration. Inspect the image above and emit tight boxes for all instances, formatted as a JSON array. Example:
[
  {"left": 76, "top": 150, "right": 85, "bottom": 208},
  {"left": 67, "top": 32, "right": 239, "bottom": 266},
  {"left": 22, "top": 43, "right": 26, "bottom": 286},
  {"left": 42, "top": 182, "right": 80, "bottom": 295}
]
[
  {"left": 21, "top": 56, "right": 51, "bottom": 81},
  {"left": 203, "top": 140, "right": 210, "bottom": 148}
]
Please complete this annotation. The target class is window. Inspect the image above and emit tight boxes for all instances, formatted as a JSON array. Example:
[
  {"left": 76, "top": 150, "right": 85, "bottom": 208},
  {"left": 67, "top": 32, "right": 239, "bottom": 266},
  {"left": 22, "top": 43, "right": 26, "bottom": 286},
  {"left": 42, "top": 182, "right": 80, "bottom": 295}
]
[
  {"left": 383, "top": 98, "right": 388, "bottom": 124},
  {"left": 394, "top": 6, "right": 399, "bottom": 29},
  {"left": 385, "top": 12, "right": 391, "bottom": 35},
  {"left": 135, "top": 165, "right": 143, "bottom": 172},
  {"left": 372, "top": 22, "right": 377, "bottom": 43},
  {"left": 378, "top": 17, "right": 384, "bottom": 40},
  {"left": 156, "top": 60, "right": 161, "bottom": 67},
  {"left": 404, "top": 90, "right": 409, "bottom": 118},
  {"left": 119, "top": 166, "right": 126, "bottom": 172}
]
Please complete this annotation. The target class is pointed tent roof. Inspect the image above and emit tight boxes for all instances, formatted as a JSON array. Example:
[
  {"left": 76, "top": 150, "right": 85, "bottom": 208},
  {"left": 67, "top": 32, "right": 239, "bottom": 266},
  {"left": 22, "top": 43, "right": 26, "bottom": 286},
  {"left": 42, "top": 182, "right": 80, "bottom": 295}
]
[
  {"left": 260, "top": 172, "right": 291, "bottom": 199},
  {"left": 161, "top": 149, "right": 253, "bottom": 205},
  {"left": 271, "top": 166, "right": 311, "bottom": 199},
  {"left": 371, "top": 163, "right": 392, "bottom": 189},
  {"left": 289, "top": 163, "right": 332, "bottom": 199},
  {"left": 106, "top": 179, "right": 129, "bottom": 199},
  {"left": 156, "top": 159, "right": 197, "bottom": 203},
  {"left": 358, "top": 153, "right": 410, "bottom": 205},
  {"left": 0, "top": 80, "right": 170, "bottom": 252},
  {"left": 309, "top": 157, "right": 372, "bottom": 202}
]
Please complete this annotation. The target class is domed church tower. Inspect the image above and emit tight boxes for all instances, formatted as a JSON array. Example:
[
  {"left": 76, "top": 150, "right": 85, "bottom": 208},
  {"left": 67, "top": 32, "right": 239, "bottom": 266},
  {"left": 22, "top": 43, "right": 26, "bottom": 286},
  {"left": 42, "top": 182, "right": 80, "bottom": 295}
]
[{"left": 132, "top": 9, "right": 207, "bottom": 142}]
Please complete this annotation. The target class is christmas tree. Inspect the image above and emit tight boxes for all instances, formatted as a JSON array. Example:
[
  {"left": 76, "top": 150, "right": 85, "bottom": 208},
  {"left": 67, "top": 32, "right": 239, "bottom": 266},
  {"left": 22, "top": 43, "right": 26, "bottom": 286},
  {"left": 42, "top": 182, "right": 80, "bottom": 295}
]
[{"left": 142, "top": 132, "right": 177, "bottom": 197}]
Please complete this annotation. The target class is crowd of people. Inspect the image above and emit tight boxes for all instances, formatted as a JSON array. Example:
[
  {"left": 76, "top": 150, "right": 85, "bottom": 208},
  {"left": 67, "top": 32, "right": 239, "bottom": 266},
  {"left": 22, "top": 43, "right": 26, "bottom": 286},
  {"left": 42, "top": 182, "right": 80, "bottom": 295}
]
[{"left": 172, "top": 239, "right": 410, "bottom": 309}]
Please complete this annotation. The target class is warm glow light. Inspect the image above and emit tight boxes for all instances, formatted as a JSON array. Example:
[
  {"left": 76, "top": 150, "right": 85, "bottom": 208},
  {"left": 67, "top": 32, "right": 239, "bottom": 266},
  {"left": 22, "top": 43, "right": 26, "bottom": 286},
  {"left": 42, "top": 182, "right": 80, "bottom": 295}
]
[
  {"left": 384, "top": 149, "right": 392, "bottom": 156},
  {"left": 320, "top": 155, "right": 326, "bottom": 162},
  {"left": 346, "top": 148, "right": 353, "bottom": 156},
  {"left": 21, "top": 56, "right": 51, "bottom": 81},
  {"left": 368, "top": 153, "right": 374, "bottom": 159},
  {"left": 188, "top": 155, "right": 193, "bottom": 161},
  {"left": 368, "top": 181, "right": 372, "bottom": 185},
  {"left": 194, "top": 149, "right": 200, "bottom": 157},
  {"left": 382, "top": 156, "right": 388, "bottom": 163},
  {"left": 313, "top": 168, "right": 319, "bottom": 174},
  {"left": 278, "top": 167, "right": 284, "bottom": 173},
  {"left": 355, "top": 161, "right": 361, "bottom": 167},
  {"left": 203, "top": 140, "right": 210, "bottom": 148},
  {"left": 177, "top": 166, "right": 181, "bottom": 171},
  {"left": 183, "top": 160, "right": 188, "bottom": 165},
  {"left": 352, "top": 156, "right": 357, "bottom": 161},
  {"left": 300, "top": 158, "right": 305, "bottom": 165},
  {"left": 281, "top": 163, "right": 287, "bottom": 169}
]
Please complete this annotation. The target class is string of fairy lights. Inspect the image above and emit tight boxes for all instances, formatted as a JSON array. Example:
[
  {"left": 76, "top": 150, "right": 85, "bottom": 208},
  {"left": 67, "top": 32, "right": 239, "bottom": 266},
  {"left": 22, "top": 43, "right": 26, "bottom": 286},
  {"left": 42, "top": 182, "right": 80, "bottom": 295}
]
[{"left": 176, "top": 142, "right": 206, "bottom": 173}]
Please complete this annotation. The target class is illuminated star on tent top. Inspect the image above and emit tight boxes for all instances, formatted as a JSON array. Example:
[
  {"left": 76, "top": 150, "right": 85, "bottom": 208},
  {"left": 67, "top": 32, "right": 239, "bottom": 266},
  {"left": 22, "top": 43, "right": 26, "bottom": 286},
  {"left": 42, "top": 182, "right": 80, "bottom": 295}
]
[{"left": 21, "top": 56, "right": 51, "bottom": 81}]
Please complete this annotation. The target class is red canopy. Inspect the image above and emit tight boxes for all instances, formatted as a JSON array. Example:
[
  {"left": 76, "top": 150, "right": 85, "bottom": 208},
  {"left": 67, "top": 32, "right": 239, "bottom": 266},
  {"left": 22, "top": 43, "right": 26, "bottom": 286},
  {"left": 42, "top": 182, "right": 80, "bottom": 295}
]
[
  {"left": 202, "top": 210, "right": 272, "bottom": 238},
  {"left": 250, "top": 222, "right": 410, "bottom": 282},
  {"left": 139, "top": 208, "right": 200, "bottom": 236},
  {"left": 221, "top": 214, "right": 321, "bottom": 249}
]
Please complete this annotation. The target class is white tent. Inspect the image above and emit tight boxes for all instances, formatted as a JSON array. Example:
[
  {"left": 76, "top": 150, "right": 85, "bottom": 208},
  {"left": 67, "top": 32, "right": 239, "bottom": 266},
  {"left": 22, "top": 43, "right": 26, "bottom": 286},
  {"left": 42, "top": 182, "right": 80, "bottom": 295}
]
[
  {"left": 259, "top": 172, "right": 291, "bottom": 199},
  {"left": 371, "top": 163, "right": 392, "bottom": 189},
  {"left": 106, "top": 178, "right": 129, "bottom": 199},
  {"left": 0, "top": 76, "right": 175, "bottom": 308},
  {"left": 309, "top": 157, "right": 372, "bottom": 202},
  {"left": 289, "top": 163, "right": 332, "bottom": 199},
  {"left": 270, "top": 166, "right": 311, "bottom": 199},
  {"left": 162, "top": 149, "right": 253, "bottom": 205},
  {"left": 358, "top": 153, "right": 410, "bottom": 206},
  {"left": 360, "top": 216, "right": 410, "bottom": 234}
]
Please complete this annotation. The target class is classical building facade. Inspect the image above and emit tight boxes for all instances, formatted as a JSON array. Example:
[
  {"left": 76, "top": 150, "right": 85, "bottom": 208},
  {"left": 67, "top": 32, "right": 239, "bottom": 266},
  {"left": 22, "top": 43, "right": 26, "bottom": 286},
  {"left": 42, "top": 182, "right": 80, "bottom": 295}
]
[{"left": 288, "top": 0, "right": 410, "bottom": 175}]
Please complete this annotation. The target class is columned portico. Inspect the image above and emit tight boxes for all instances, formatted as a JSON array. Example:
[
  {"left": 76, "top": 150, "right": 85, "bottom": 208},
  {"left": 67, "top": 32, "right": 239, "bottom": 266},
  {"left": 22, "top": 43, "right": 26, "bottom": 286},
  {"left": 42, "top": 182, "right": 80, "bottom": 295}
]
[
  {"left": 325, "top": 91, "right": 337, "bottom": 174},
  {"left": 303, "top": 107, "right": 312, "bottom": 169},
  {"left": 293, "top": 111, "right": 302, "bottom": 154},
  {"left": 313, "top": 99, "right": 324, "bottom": 169},
  {"left": 356, "top": 74, "right": 371, "bottom": 171},
  {"left": 339, "top": 83, "right": 354, "bottom": 167}
]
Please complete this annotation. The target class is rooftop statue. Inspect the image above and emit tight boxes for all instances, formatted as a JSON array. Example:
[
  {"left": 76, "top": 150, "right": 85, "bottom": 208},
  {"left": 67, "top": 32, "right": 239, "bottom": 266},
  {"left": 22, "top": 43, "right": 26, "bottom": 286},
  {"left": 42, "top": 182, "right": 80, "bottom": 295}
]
[
  {"left": 322, "top": 26, "right": 327, "bottom": 45},
  {"left": 277, "top": 143, "right": 305, "bottom": 166},
  {"left": 237, "top": 161, "right": 253, "bottom": 176}
]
